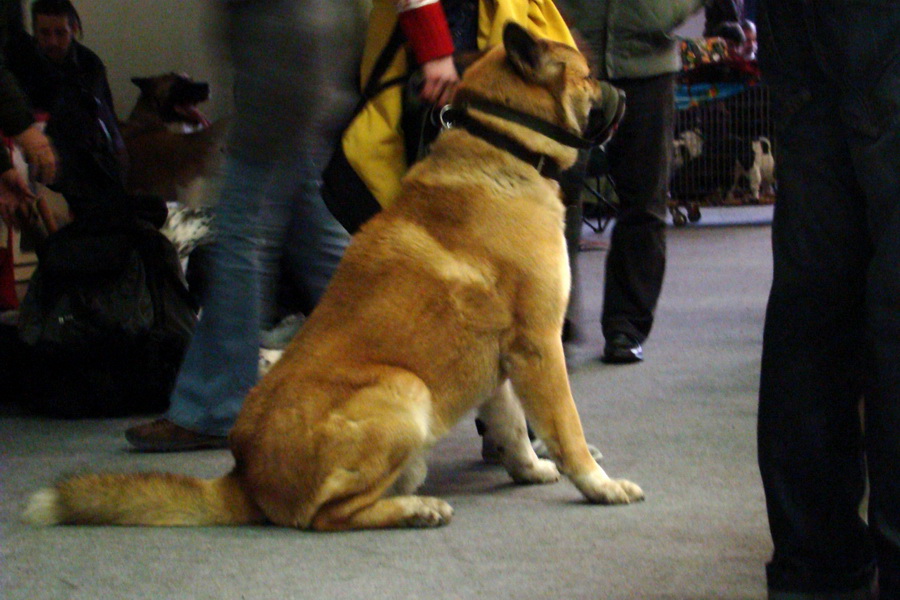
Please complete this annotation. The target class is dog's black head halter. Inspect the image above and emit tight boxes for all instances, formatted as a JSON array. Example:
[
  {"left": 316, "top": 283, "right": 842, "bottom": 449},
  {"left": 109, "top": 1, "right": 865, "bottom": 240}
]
[{"left": 442, "top": 96, "right": 610, "bottom": 182}]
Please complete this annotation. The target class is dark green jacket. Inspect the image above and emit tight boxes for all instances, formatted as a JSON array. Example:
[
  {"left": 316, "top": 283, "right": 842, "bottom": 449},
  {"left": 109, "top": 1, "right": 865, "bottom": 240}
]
[
  {"left": 566, "top": 0, "right": 712, "bottom": 79},
  {"left": 1, "top": 0, "right": 35, "bottom": 172}
]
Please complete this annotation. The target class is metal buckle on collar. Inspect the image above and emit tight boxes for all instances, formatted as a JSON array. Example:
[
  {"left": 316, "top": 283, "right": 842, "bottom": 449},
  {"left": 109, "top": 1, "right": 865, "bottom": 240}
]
[{"left": 439, "top": 104, "right": 456, "bottom": 130}]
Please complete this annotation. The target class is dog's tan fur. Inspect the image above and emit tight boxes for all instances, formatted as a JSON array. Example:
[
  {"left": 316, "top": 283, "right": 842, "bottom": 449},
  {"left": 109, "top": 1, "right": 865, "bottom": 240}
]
[
  {"left": 120, "top": 73, "right": 228, "bottom": 203},
  {"left": 23, "top": 25, "right": 643, "bottom": 532}
]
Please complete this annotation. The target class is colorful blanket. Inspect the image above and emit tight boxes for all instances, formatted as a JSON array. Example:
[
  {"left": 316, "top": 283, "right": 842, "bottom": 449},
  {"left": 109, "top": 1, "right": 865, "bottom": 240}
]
[{"left": 676, "top": 37, "right": 761, "bottom": 109}]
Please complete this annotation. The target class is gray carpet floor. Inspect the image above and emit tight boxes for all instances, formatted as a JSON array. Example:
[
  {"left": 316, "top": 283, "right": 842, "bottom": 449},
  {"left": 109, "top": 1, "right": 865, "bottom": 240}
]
[{"left": 1, "top": 215, "right": 775, "bottom": 600}]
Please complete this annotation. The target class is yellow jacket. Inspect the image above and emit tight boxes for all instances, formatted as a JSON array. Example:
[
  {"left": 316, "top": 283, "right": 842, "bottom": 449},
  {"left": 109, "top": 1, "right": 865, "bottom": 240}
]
[{"left": 344, "top": 0, "right": 575, "bottom": 209}]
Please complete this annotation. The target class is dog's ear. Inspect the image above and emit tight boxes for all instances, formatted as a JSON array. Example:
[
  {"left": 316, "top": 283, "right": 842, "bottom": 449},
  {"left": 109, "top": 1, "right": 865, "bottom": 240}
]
[
  {"left": 503, "top": 22, "right": 562, "bottom": 84},
  {"left": 503, "top": 22, "right": 541, "bottom": 77}
]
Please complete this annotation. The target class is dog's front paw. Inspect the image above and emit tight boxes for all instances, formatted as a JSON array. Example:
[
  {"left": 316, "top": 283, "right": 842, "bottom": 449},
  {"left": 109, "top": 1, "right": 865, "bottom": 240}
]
[
  {"left": 508, "top": 457, "right": 560, "bottom": 485},
  {"left": 611, "top": 478, "right": 644, "bottom": 503},
  {"left": 402, "top": 497, "right": 454, "bottom": 528},
  {"left": 571, "top": 470, "right": 644, "bottom": 505}
]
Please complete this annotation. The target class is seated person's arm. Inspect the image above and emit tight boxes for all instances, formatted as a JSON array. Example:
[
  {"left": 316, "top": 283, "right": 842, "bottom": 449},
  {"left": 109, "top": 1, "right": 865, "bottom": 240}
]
[{"left": 0, "top": 64, "right": 56, "bottom": 185}]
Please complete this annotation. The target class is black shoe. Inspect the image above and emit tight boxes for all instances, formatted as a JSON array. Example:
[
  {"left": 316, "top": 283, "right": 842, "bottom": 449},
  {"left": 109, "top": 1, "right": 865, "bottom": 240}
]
[
  {"left": 601, "top": 333, "right": 643, "bottom": 364},
  {"left": 125, "top": 418, "right": 229, "bottom": 452}
]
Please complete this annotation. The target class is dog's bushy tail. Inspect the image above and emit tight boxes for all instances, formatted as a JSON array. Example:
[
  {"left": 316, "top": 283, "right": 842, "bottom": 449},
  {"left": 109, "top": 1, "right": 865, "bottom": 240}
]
[{"left": 22, "top": 471, "right": 265, "bottom": 527}]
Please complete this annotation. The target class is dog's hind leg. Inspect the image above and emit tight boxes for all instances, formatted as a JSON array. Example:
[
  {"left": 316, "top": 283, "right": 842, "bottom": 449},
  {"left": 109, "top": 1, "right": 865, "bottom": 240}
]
[
  {"left": 388, "top": 452, "right": 428, "bottom": 496},
  {"left": 314, "top": 495, "right": 454, "bottom": 530},
  {"left": 477, "top": 380, "right": 560, "bottom": 484},
  {"left": 307, "top": 371, "right": 453, "bottom": 530},
  {"left": 507, "top": 334, "right": 644, "bottom": 505}
]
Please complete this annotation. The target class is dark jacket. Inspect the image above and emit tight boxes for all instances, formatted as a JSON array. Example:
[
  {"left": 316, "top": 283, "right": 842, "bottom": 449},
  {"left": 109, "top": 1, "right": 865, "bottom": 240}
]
[
  {"left": 0, "top": 0, "right": 36, "bottom": 172},
  {"left": 8, "top": 37, "right": 128, "bottom": 193},
  {"left": 8, "top": 37, "right": 124, "bottom": 155},
  {"left": 9, "top": 38, "right": 117, "bottom": 120}
]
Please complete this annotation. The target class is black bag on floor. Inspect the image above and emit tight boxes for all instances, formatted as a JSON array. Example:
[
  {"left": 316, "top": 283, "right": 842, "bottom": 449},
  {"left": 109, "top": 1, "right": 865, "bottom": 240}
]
[{"left": 17, "top": 216, "right": 199, "bottom": 418}]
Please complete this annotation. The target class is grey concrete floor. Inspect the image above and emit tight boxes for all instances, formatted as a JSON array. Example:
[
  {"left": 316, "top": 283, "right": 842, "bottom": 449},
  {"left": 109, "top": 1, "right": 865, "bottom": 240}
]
[{"left": 1, "top": 215, "right": 775, "bottom": 600}]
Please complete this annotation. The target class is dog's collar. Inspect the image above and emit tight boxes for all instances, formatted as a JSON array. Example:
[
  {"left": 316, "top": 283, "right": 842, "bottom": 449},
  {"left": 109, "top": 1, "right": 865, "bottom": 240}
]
[
  {"left": 449, "top": 111, "right": 564, "bottom": 181},
  {"left": 442, "top": 96, "right": 596, "bottom": 182},
  {"left": 451, "top": 97, "right": 597, "bottom": 150}
]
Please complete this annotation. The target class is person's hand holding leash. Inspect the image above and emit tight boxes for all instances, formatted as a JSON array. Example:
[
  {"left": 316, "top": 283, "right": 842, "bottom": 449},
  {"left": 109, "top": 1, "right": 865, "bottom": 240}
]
[{"left": 419, "top": 55, "right": 459, "bottom": 107}]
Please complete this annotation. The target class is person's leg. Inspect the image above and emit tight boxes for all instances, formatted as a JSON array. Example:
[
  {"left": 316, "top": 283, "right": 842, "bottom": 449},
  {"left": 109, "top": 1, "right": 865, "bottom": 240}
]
[
  {"left": 163, "top": 157, "right": 270, "bottom": 437},
  {"left": 600, "top": 74, "right": 673, "bottom": 354},
  {"left": 260, "top": 0, "right": 363, "bottom": 323},
  {"left": 281, "top": 176, "right": 350, "bottom": 316},
  {"left": 256, "top": 160, "right": 301, "bottom": 332},
  {"left": 757, "top": 1, "right": 879, "bottom": 595},
  {"left": 863, "top": 173, "right": 900, "bottom": 600},
  {"left": 128, "top": 0, "right": 343, "bottom": 445},
  {"left": 844, "top": 5, "right": 900, "bottom": 596}
]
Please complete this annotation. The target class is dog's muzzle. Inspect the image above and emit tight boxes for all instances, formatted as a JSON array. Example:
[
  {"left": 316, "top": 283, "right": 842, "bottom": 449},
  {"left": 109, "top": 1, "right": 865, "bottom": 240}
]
[{"left": 584, "top": 82, "right": 626, "bottom": 146}]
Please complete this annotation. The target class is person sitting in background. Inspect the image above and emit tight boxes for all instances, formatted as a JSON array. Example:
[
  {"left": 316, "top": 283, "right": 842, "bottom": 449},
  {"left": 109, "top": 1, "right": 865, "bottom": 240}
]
[
  {"left": 0, "top": 0, "right": 56, "bottom": 230},
  {"left": 8, "top": 0, "right": 126, "bottom": 207},
  {"left": 1, "top": 0, "right": 57, "bottom": 314}
]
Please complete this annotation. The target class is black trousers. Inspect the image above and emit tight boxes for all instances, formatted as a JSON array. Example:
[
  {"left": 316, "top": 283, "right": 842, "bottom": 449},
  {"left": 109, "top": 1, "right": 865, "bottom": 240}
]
[
  {"left": 757, "top": 0, "right": 900, "bottom": 596},
  {"left": 600, "top": 73, "right": 674, "bottom": 343}
]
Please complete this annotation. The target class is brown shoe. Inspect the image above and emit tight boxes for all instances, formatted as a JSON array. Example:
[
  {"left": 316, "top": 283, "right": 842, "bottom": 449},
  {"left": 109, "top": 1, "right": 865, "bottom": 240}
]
[{"left": 125, "top": 418, "right": 228, "bottom": 452}]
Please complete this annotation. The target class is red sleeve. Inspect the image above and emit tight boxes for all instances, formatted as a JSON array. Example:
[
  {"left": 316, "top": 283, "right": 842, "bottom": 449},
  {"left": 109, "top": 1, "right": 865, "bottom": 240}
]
[{"left": 396, "top": 1, "right": 455, "bottom": 65}]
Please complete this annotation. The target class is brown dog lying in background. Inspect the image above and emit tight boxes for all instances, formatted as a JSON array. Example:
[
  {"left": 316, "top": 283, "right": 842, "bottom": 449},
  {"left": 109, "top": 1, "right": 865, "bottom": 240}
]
[
  {"left": 120, "top": 73, "right": 228, "bottom": 204},
  {"left": 24, "top": 24, "right": 643, "bottom": 532}
]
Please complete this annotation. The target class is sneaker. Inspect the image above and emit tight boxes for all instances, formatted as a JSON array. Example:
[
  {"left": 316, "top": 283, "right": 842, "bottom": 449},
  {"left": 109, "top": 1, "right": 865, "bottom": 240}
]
[
  {"left": 125, "top": 418, "right": 228, "bottom": 452},
  {"left": 601, "top": 332, "right": 643, "bottom": 364},
  {"left": 258, "top": 348, "right": 284, "bottom": 377},
  {"left": 260, "top": 314, "right": 305, "bottom": 350}
]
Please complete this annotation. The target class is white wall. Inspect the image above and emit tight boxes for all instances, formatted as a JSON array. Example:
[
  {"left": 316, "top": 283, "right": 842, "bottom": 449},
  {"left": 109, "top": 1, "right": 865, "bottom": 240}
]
[{"left": 22, "top": 0, "right": 234, "bottom": 121}]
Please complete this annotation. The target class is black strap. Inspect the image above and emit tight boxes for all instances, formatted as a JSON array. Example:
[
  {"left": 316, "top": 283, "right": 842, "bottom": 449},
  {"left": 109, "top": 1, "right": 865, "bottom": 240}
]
[
  {"left": 360, "top": 25, "right": 408, "bottom": 102},
  {"left": 458, "top": 97, "right": 596, "bottom": 150},
  {"left": 453, "top": 112, "right": 563, "bottom": 181}
]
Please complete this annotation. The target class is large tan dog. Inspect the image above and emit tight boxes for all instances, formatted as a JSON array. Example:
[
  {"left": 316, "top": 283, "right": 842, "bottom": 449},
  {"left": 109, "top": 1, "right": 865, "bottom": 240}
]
[
  {"left": 120, "top": 73, "right": 228, "bottom": 204},
  {"left": 24, "top": 24, "right": 643, "bottom": 531}
]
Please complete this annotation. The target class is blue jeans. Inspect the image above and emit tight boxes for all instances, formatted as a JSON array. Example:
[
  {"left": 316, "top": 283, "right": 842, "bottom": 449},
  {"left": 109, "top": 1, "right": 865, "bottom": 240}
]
[
  {"left": 164, "top": 0, "right": 364, "bottom": 436},
  {"left": 257, "top": 158, "right": 350, "bottom": 327},
  {"left": 757, "top": 0, "right": 900, "bottom": 596},
  {"left": 166, "top": 156, "right": 349, "bottom": 436}
]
